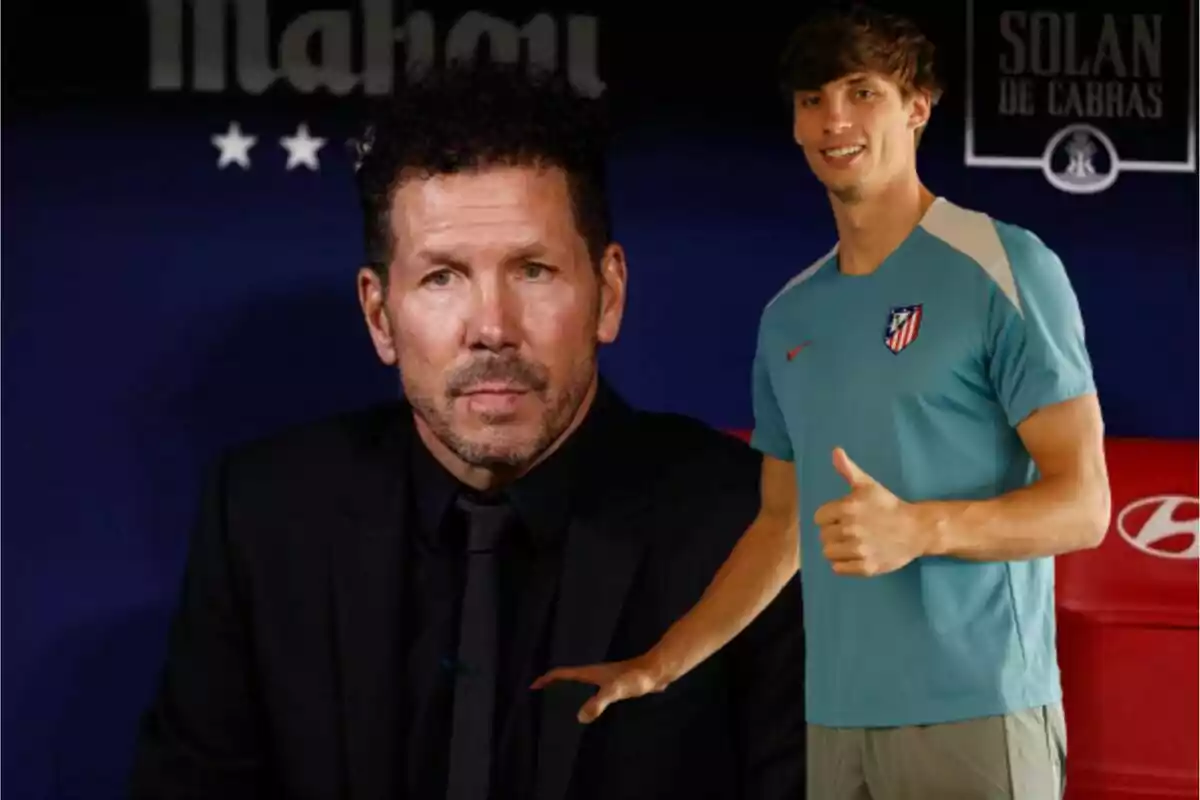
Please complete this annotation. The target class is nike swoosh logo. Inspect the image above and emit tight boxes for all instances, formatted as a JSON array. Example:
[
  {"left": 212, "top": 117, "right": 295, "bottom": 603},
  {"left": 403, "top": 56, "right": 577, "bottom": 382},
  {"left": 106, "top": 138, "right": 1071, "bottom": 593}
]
[{"left": 786, "top": 342, "right": 812, "bottom": 361}]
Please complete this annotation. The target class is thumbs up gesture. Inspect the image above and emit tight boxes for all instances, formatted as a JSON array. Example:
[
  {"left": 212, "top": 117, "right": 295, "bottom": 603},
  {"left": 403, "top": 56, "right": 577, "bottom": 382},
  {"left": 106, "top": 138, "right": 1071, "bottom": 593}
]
[{"left": 813, "top": 448, "right": 927, "bottom": 577}]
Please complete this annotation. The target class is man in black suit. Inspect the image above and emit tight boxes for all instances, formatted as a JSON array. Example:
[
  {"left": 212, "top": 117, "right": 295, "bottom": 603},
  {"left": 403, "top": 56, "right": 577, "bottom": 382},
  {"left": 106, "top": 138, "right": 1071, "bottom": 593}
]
[{"left": 129, "top": 61, "right": 806, "bottom": 800}]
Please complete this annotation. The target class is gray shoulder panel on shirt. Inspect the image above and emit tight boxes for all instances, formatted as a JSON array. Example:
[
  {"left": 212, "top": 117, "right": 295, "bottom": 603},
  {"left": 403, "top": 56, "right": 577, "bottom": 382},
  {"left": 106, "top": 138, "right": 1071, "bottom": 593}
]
[
  {"left": 918, "top": 198, "right": 1022, "bottom": 317},
  {"left": 764, "top": 243, "right": 838, "bottom": 312}
]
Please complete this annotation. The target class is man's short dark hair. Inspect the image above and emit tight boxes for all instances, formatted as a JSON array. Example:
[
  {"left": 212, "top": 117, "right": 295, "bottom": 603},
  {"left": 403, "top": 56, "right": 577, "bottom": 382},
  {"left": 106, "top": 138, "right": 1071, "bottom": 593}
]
[
  {"left": 353, "top": 60, "right": 612, "bottom": 278},
  {"left": 779, "top": 5, "right": 943, "bottom": 142}
]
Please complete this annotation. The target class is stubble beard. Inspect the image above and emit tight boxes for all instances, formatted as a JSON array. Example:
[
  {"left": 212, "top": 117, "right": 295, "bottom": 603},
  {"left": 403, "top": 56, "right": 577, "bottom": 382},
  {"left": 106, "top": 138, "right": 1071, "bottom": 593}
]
[
  {"left": 830, "top": 182, "right": 865, "bottom": 205},
  {"left": 406, "top": 349, "right": 597, "bottom": 471}
]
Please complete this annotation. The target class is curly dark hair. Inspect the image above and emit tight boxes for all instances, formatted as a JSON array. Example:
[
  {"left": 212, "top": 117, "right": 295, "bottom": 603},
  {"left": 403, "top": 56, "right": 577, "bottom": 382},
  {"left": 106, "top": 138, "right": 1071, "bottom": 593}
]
[
  {"left": 352, "top": 60, "right": 612, "bottom": 279},
  {"left": 779, "top": 5, "right": 943, "bottom": 141}
]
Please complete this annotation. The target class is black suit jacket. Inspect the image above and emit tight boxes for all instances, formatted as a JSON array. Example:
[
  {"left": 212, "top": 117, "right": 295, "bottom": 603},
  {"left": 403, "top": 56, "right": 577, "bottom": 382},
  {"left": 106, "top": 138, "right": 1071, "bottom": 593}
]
[{"left": 130, "top": 388, "right": 806, "bottom": 800}]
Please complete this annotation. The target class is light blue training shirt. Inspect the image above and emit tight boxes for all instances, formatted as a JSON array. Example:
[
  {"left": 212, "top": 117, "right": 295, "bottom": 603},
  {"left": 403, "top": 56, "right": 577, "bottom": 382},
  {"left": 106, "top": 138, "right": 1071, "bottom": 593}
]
[{"left": 750, "top": 197, "right": 1096, "bottom": 728}]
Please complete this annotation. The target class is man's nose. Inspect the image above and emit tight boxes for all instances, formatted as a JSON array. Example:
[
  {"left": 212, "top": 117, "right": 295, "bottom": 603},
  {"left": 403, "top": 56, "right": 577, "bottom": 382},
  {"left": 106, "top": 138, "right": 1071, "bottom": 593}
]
[
  {"left": 467, "top": 274, "right": 520, "bottom": 352},
  {"left": 822, "top": 98, "right": 853, "bottom": 134}
]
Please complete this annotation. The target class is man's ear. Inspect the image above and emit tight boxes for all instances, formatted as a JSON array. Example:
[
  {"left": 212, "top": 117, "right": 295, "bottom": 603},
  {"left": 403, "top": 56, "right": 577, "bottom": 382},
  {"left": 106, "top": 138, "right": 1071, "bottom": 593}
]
[
  {"left": 357, "top": 265, "right": 397, "bottom": 365},
  {"left": 595, "top": 244, "right": 627, "bottom": 345},
  {"left": 908, "top": 90, "right": 933, "bottom": 134}
]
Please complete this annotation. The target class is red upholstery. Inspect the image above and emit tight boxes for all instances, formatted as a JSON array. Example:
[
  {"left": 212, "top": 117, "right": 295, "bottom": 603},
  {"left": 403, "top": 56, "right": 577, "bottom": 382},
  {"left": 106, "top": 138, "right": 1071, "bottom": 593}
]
[
  {"left": 725, "top": 430, "right": 1199, "bottom": 798},
  {"left": 1057, "top": 439, "right": 1199, "bottom": 799}
]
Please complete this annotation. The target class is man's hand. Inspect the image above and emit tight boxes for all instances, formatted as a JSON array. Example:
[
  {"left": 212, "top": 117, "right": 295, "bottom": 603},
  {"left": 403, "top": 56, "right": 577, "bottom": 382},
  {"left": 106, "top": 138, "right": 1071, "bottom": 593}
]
[
  {"left": 531, "top": 652, "right": 671, "bottom": 724},
  {"left": 533, "top": 456, "right": 801, "bottom": 726},
  {"left": 813, "top": 447, "right": 929, "bottom": 577}
]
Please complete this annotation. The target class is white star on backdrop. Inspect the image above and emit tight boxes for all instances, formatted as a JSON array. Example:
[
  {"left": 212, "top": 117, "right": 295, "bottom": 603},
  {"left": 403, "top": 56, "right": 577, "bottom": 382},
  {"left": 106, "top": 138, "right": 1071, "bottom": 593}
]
[
  {"left": 280, "top": 123, "right": 327, "bottom": 171},
  {"left": 211, "top": 122, "right": 257, "bottom": 169}
]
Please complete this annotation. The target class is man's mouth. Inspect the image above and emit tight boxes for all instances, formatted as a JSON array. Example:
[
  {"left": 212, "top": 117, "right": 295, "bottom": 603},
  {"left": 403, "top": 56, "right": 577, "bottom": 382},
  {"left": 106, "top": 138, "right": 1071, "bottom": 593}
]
[
  {"left": 821, "top": 145, "right": 865, "bottom": 157},
  {"left": 459, "top": 383, "right": 528, "bottom": 396},
  {"left": 457, "top": 384, "right": 529, "bottom": 416}
]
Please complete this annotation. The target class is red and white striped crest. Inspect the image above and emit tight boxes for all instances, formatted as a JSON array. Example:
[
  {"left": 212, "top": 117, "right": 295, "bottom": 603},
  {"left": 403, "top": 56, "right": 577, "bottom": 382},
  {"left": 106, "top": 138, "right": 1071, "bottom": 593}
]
[{"left": 884, "top": 304, "right": 923, "bottom": 354}]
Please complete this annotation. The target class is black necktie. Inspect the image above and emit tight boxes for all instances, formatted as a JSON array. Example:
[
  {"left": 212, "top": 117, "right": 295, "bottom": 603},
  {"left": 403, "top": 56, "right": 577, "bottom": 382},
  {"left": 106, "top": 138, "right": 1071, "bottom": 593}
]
[{"left": 446, "top": 496, "right": 513, "bottom": 800}]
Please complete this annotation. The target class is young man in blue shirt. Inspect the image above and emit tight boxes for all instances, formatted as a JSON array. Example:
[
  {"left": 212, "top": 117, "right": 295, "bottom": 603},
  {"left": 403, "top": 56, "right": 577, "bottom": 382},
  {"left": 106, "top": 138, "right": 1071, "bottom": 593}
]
[{"left": 535, "top": 6, "right": 1111, "bottom": 798}]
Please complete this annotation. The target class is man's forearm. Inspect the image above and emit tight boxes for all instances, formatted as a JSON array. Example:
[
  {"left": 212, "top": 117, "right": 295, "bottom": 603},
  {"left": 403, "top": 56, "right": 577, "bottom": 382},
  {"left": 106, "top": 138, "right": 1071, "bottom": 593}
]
[
  {"left": 648, "top": 515, "right": 799, "bottom": 684},
  {"left": 919, "top": 472, "right": 1110, "bottom": 562}
]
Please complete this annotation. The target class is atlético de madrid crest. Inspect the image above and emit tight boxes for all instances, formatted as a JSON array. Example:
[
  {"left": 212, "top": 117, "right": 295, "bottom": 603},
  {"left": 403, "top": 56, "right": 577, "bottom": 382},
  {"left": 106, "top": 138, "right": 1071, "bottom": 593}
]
[{"left": 884, "top": 304, "right": 923, "bottom": 354}]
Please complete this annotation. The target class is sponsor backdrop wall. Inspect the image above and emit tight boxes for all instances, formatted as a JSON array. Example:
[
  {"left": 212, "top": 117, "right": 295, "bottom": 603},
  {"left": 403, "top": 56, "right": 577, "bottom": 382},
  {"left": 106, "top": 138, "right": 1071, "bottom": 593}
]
[{"left": 4, "top": 1, "right": 1197, "bottom": 797}]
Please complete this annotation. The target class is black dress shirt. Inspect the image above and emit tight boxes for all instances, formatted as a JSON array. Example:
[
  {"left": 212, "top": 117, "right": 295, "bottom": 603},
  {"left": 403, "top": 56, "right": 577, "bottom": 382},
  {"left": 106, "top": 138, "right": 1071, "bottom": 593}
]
[{"left": 400, "top": 394, "right": 605, "bottom": 800}]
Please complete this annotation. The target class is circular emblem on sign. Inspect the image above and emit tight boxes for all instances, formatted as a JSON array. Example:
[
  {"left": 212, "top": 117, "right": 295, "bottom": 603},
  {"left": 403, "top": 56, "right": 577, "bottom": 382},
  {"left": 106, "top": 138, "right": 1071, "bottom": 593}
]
[
  {"left": 1041, "top": 124, "right": 1120, "bottom": 195},
  {"left": 1116, "top": 495, "right": 1200, "bottom": 560}
]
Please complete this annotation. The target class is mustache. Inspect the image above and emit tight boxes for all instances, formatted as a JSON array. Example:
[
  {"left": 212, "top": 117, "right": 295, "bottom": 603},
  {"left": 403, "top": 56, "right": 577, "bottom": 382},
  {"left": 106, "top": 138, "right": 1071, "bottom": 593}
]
[{"left": 446, "top": 356, "right": 549, "bottom": 397}]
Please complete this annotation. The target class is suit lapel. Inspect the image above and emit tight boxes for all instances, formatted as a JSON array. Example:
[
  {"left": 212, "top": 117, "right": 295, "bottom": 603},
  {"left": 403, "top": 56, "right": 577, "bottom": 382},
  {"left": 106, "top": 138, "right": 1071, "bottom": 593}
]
[
  {"left": 535, "top": 402, "right": 655, "bottom": 800},
  {"left": 329, "top": 409, "right": 411, "bottom": 800}
]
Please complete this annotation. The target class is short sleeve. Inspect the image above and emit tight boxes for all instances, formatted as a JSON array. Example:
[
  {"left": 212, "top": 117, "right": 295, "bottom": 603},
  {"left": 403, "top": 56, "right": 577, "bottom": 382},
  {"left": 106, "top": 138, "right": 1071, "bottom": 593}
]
[
  {"left": 749, "top": 315, "right": 795, "bottom": 461},
  {"left": 988, "top": 226, "right": 1096, "bottom": 428}
]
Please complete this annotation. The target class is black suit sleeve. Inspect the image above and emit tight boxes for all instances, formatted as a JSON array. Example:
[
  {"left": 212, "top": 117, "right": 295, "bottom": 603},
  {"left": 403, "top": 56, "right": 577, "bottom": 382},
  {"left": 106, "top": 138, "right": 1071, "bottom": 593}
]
[
  {"left": 129, "top": 458, "right": 271, "bottom": 799},
  {"left": 726, "top": 570, "right": 807, "bottom": 800},
  {"left": 688, "top": 431, "right": 807, "bottom": 800}
]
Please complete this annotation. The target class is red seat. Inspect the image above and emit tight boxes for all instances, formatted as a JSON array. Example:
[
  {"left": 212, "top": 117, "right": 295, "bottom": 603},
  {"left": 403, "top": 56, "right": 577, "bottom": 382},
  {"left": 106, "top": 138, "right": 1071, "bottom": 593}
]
[{"left": 1057, "top": 439, "right": 1199, "bottom": 799}]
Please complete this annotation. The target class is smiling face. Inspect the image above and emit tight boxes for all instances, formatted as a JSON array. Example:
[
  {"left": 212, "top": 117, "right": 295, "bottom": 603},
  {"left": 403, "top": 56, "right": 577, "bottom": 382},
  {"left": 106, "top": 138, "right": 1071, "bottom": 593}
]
[
  {"left": 357, "top": 164, "right": 626, "bottom": 478},
  {"left": 791, "top": 71, "right": 932, "bottom": 203}
]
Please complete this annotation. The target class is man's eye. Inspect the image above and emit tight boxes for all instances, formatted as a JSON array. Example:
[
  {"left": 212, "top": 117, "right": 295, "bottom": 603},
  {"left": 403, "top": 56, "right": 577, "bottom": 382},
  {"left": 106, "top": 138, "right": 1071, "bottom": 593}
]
[
  {"left": 522, "top": 263, "right": 554, "bottom": 280},
  {"left": 422, "top": 269, "right": 455, "bottom": 287}
]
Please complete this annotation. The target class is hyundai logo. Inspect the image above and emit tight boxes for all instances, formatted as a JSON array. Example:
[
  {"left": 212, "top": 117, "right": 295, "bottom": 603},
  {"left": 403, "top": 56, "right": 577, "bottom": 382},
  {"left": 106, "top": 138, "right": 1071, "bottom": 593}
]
[{"left": 1116, "top": 495, "right": 1200, "bottom": 560}]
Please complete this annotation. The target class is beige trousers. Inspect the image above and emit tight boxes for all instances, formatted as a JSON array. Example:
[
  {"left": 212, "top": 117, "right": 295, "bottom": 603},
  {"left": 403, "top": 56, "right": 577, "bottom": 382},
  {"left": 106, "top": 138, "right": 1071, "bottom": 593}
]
[{"left": 807, "top": 703, "right": 1067, "bottom": 800}]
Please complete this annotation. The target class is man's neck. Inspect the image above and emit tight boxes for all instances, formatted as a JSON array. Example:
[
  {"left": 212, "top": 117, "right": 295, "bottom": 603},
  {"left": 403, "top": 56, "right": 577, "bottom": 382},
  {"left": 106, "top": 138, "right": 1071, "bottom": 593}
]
[{"left": 829, "top": 175, "right": 937, "bottom": 277}]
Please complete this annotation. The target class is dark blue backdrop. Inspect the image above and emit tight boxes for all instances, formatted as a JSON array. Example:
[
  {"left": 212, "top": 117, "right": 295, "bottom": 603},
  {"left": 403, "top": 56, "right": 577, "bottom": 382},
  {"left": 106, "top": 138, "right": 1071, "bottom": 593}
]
[{"left": 4, "top": 2, "right": 1197, "bottom": 797}]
